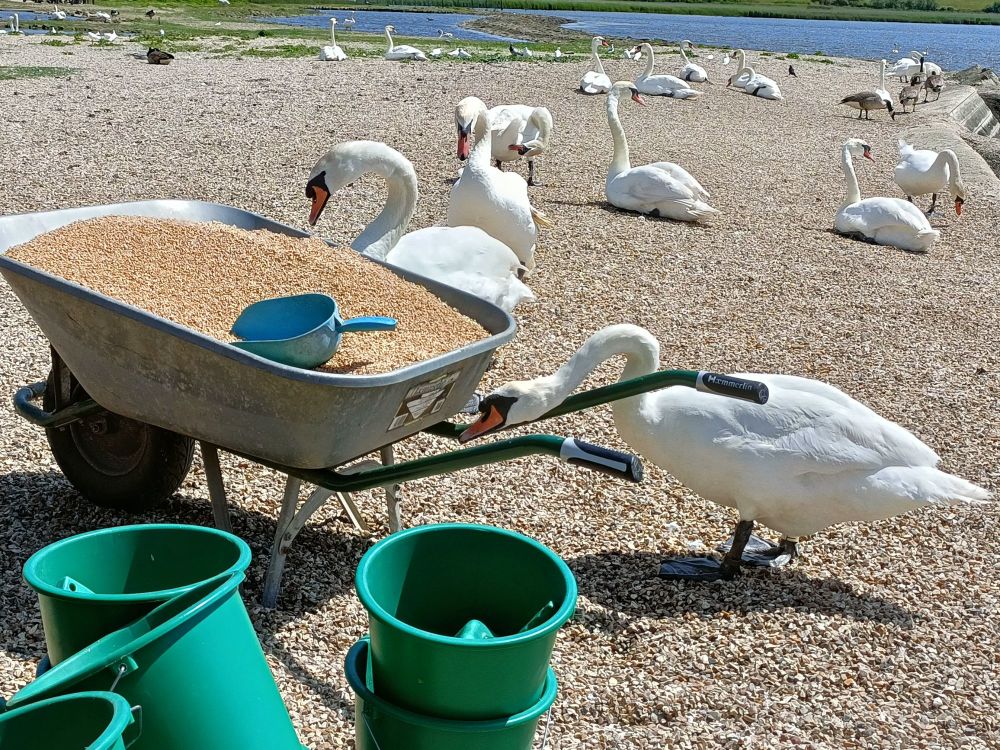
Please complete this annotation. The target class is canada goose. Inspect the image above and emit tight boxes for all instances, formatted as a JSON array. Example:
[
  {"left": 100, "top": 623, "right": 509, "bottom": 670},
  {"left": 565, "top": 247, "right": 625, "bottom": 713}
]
[
  {"left": 923, "top": 72, "right": 944, "bottom": 101},
  {"left": 146, "top": 47, "right": 174, "bottom": 65},
  {"left": 840, "top": 91, "right": 895, "bottom": 120},
  {"left": 899, "top": 76, "right": 922, "bottom": 113}
]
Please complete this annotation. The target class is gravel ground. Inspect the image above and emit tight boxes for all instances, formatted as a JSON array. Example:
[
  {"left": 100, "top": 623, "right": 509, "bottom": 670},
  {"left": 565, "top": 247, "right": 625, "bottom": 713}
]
[{"left": 1, "top": 34, "right": 998, "bottom": 750}]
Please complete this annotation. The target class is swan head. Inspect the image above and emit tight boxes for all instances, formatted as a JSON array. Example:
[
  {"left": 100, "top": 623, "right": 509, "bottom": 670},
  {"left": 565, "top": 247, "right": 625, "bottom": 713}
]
[
  {"left": 306, "top": 141, "right": 378, "bottom": 225},
  {"left": 611, "top": 81, "right": 645, "bottom": 105},
  {"left": 459, "top": 380, "right": 556, "bottom": 443},
  {"left": 455, "top": 96, "right": 487, "bottom": 160},
  {"left": 843, "top": 138, "right": 875, "bottom": 162}
]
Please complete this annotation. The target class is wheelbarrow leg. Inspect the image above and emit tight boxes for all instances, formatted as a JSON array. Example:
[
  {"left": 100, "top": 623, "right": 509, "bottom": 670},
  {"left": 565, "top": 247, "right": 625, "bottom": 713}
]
[
  {"left": 200, "top": 443, "right": 233, "bottom": 533},
  {"left": 380, "top": 445, "right": 403, "bottom": 533}
]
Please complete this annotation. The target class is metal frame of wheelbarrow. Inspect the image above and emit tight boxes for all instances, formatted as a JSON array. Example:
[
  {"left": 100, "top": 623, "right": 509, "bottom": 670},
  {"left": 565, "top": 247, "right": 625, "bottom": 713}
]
[{"left": 13, "top": 363, "right": 765, "bottom": 608}]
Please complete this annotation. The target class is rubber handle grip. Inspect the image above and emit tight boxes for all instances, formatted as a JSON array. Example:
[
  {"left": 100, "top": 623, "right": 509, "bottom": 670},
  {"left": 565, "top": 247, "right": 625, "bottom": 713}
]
[
  {"left": 696, "top": 372, "right": 769, "bottom": 404},
  {"left": 559, "top": 438, "right": 644, "bottom": 483}
]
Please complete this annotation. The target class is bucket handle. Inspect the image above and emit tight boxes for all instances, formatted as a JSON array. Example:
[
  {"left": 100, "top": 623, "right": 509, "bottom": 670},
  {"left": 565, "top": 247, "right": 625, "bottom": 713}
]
[{"left": 124, "top": 705, "right": 143, "bottom": 749}]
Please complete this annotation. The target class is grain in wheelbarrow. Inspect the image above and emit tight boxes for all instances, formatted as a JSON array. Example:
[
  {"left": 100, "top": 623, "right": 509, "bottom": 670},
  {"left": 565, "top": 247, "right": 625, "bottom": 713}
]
[{"left": 8, "top": 216, "right": 488, "bottom": 375}]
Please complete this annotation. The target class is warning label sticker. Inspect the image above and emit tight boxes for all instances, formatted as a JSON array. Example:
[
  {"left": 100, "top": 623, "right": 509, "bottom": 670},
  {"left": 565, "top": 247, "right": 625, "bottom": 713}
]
[{"left": 388, "top": 370, "right": 461, "bottom": 431}]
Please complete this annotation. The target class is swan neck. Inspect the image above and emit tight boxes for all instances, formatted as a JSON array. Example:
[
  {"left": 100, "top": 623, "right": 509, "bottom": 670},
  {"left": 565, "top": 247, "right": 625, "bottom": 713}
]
[
  {"left": 606, "top": 90, "right": 631, "bottom": 175},
  {"left": 590, "top": 38, "right": 606, "bottom": 75},
  {"left": 937, "top": 150, "right": 962, "bottom": 191},
  {"left": 841, "top": 146, "right": 861, "bottom": 207},
  {"left": 641, "top": 45, "right": 654, "bottom": 77},
  {"left": 351, "top": 148, "right": 417, "bottom": 260},
  {"left": 879, "top": 59, "right": 886, "bottom": 89},
  {"left": 547, "top": 327, "right": 660, "bottom": 408},
  {"left": 384, "top": 27, "right": 393, "bottom": 51},
  {"left": 331, "top": 21, "right": 336, "bottom": 45},
  {"left": 680, "top": 45, "right": 689, "bottom": 63}
]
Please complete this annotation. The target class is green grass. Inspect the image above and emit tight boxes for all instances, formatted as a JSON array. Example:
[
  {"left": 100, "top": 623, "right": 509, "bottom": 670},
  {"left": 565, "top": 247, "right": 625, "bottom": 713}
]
[
  {"left": 0, "top": 65, "right": 73, "bottom": 80},
  {"left": 241, "top": 42, "right": 317, "bottom": 57},
  {"left": 40, "top": 38, "right": 77, "bottom": 47}
]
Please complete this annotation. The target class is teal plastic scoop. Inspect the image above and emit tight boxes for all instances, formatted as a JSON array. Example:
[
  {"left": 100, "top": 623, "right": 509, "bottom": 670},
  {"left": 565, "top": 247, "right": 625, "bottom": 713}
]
[{"left": 230, "top": 293, "right": 396, "bottom": 369}]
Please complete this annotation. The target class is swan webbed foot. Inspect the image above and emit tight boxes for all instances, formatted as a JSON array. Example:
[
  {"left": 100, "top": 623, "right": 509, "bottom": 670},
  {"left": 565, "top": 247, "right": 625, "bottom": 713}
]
[
  {"left": 716, "top": 534, "right": 797, "bottom": 568},
  {"left": 925, "top": 193, "right": 938, "bottom": 216},
  {"left": 658, "top": 556, "right": 734, "bottom": 582}
]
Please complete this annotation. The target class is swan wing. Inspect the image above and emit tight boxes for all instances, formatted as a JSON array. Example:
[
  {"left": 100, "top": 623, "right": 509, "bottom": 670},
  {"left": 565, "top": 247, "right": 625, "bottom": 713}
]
[
  {"left": 581, "top": 71, "right": 611, "bottom": 93},
  {"left": 613, "top": 165, "right": 698, "bottom": 204},
  {"left": 648, "top": 162, "right": 710, "bottom": 198},
  {"left": 838, "top": 197, "right": 932, "bottom": 235}
]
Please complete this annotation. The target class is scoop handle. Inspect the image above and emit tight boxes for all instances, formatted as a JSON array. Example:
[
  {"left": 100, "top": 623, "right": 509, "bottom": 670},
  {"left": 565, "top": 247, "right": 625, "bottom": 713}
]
[
  {"left": 559, "top": 438, "right": 643, "bottom": 483},
  {"left": 695, "top": 372, "right": 769, "bottom": 404},
  {"left": 338, "top": 316, "right": 398, "bottom": 333}
]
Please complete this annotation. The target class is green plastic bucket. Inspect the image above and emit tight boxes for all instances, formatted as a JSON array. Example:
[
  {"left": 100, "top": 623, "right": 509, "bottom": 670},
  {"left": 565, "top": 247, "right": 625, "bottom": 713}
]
[
  {"left": 346, "top": 639, "right": 556, "bottom": 750},
  {"left": 23, "top": 524, "right": 251, "bottom": 665},
  {"left": 355, "top": 523, "right": 576, "bottom": 719},
  {"left": 6, "top": 574, "right": 302, "bottom": 750},
  {"left": 0, "top": 691, "right": 136, "bottom": 749}
]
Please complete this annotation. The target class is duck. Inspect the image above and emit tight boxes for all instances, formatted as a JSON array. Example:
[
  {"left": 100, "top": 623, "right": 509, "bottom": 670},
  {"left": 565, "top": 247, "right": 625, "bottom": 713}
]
[
  {"left": 580, "top": 36, "right": 611, "bottom": 94},
  {"left": 603, "top": 82, "right": 716, "bottom": 222},
  {"left": 630, "top": 44, "right": 702, "bottom": 99},
  {"left": 455, "top": 96, "right": 553, "bottom": 186},
  {"left": 146, "top": 47, "right": 174, "bottom": 65},
  {"left": 509, "top": 44, "right": 532, "bottom": 57},
  {"left": 383, "top": 25, "right": 426, "bottom": 61},
  {"left": 459, "top": 324, "right": 990, "bottom": 581},
  {"left": 835, "top": 138, "right": 940, "bottom": 252},
  {"left": 306, "top": 141, "right": 533, "bottom": 313},
  {"left": 448, "top": 103, "right": 551, "bottom": 271},
  {"left": 875, "top": 58, "right": 893, "bottom": 105},
  {"left": 448, "top": 47, "right": 472, "bottom": 59},
  {"left": 678, "top": 40, "right": 708, "bottom": 83},
  {"left": 893, "top": 140, "right": 966, "bottom": 216},
  {"left": 840, "top": 91, "right": 895, "bottom": 120},
  {"left": 318, "top": 18, "right": 347, "bottom": 61}
]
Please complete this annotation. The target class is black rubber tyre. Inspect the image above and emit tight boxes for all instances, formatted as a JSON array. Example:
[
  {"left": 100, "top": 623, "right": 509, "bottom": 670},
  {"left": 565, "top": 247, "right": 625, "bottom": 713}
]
[{"left": 43, "top": 371, "right": 195, "bottom": 512}]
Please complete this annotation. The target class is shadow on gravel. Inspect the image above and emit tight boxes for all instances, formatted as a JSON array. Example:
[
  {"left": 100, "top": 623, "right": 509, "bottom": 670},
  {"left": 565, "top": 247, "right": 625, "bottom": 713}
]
[{"left": 567, "top": 550, "right": 916, "bottom": 627}]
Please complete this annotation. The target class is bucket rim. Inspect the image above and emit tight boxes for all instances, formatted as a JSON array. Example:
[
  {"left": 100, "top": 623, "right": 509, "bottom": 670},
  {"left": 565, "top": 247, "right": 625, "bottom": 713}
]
[
  {"left": 0, "top": 691, "right": 133, "bottom": 745},
  {"left": 355, "top": 524, "right": 577, "bottom": 648},
  {"left": 7, "top": 573, "right": 244, "bottom": 710},
  {"left": 23, "top": 523, "right": 251, "bottom": 602},
  {"left": 345, "top": 639, "right": 557, "bottom": 730}
]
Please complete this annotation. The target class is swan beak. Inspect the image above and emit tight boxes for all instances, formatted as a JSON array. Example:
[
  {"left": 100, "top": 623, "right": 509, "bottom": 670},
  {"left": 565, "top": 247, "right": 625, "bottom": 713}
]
[
  {"left": 601, "top": 39, "right": 610, "bottom": 47},
  {"left": 631, "top": 91, "right": 646, "bottom": 106},
  {"left": 457, "top": 130, "right": 470, "bottom": 161},
  {"left": 862, "top": 147, "right": 875, "bottom": 162},
  {"left": 508, "top": 144, "right": 528, "bottom": 155},
  {"left": 955, "top": 197, "right": 964, "bottom": 216},
  {"left": 307, "top": 186, "right": 329, "bottom": 226},
  {"left": 459, "top": 405, "right": 505, "bottom": 443}
]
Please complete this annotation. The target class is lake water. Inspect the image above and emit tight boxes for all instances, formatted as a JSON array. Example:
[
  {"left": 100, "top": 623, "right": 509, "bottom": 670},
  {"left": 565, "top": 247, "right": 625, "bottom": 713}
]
[{"left": 268, "top": 8, "right": 998, "bottom": 70}]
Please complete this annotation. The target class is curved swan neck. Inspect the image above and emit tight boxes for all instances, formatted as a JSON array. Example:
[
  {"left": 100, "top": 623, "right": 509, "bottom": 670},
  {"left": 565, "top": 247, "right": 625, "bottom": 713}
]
[
  {"left": 733, "top": 50, "right": 749, "bottom": 80},
  {"left": 545, "top": 326, "right": 660, "bottom": 406},
  {"left": 606, "top": 88, "right": 631, "bottom": 176},
  {"left": 384, "top": 26, "right": 393, "bottom": 51},
  {"left": 350, "top": 144, "right": 418, "bottom": 260},
  {"left": 590, "top": 38, "right": 606, "bottom": 75},
  {"left": 469, "top": 112, "right": 493, "bottom": 168},
  {"left": 640, "top": 44, "right": 654, "bottom": 77},
  {"left": 841, "top": 145, "right": 861, "bottom": 207},
  {"left": 879, "top": 59, "right": 887, "bottom": 89},
  {"left": 330, "top": 20, "right": 336, "bottom": 46},
  {"left": 680, "top": 43, "right": 690, "bottom": 64},
  {"left": 936, "top": 150, "right": 963, "bottom": 192}
]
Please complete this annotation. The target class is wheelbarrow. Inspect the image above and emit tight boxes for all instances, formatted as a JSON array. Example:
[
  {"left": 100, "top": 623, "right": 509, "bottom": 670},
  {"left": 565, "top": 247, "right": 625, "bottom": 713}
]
[{"left": 1, "top": 200, "right": 765, "bottom": 608}]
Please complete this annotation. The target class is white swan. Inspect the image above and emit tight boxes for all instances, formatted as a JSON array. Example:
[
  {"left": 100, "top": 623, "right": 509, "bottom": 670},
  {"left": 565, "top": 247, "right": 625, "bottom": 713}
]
[
  {"left": 623, "top": 46, "right": 641, "bottom": 61},
  {"left": 99, "top": 30, "right": 118, "bottom": 43},
  {"left": 580, "top": 36, "right": 611, "bottom": 94},
  {"left": 448, "top": 104, "right": 550, "bottom": 271},
  {"left": 604, "top": 82, "right": 717, "bottom": 222},
  {"left": 306, "top": 141, "right": 533, "bottom": 313},
  {"left": 893, "top": 140, "right": 966, "bottom": 216},
  {"left": 448, "top": 47, "right": 472, "bottom": 59},
  {"left": 384, "top": 25, "right": 426, "bottom": 61},
  {"left": 343, "top": 11, "right": 355, "bottom": 28},
  {"left": 678, "top": 40, "right": 708, "bottom": 83},
  {"left": 438, "top": 29, "right": 453, "bottom": 38},
  {"left": 835, "top": 138, "right": 940, "bottom": 252},
  {"left": 630, "top": 43, "right": 702, "bottom": 99},
  {"left": 455, "top": 96, "right": 553, "bottom": 186},
  {"left": 728, "top": 50, "right": 782, "bottom": 100},
  {"left": 873, "top": 59, "right": 893, "bottom": 104},
  {"left": 460, "top": 324, "right": 990, "bottom": 580},
  {"left": 888, "top": 50, "right": 922, "bottom": 81},
  {"left": 319, "top": 18, "right": 347, "bottom": 61}
]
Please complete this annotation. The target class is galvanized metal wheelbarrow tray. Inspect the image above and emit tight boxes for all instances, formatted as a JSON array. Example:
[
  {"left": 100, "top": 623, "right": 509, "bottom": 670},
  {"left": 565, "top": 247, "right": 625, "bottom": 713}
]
[{"left": 2, "top": 200, "right": 767, "bottom": 608}]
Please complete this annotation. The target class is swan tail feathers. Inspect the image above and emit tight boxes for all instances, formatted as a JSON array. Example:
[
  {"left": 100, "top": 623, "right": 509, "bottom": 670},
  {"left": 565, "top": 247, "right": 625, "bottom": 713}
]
[
  {"left": 871, "top": 466, "right": 991, "bottom": 507},
  {"left": 530, "top": 206, "right": 554, "bottom": 229}
]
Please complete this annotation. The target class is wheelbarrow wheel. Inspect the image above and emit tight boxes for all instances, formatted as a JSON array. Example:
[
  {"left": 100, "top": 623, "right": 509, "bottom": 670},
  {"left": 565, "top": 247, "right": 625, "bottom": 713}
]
[{"left": 43, "top": 371, "right": 195, "bottom": 512}]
